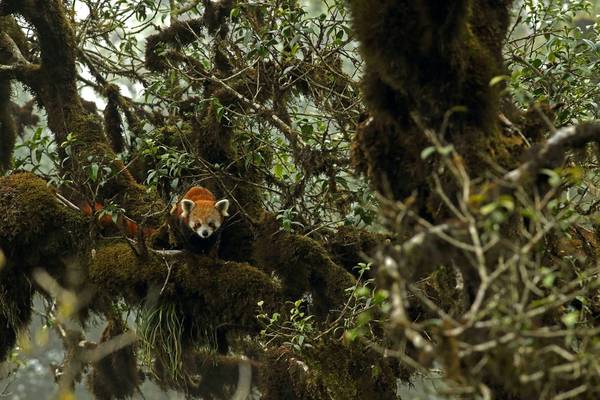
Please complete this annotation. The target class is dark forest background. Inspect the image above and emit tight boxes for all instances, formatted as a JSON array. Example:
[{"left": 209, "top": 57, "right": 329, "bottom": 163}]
[{"left": 2, "top": 1, "right": 600, "bottom": 399}]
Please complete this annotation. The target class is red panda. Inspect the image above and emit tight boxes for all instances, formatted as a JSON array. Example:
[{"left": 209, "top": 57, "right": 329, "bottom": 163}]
[{"left": 170, "top": 186, "right": 230, "bottom": 239}]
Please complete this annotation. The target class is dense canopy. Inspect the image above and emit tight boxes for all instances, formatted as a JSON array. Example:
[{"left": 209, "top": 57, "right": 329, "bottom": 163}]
[{"left": 2, "top": 1, "right": 600, "bottom": 399}]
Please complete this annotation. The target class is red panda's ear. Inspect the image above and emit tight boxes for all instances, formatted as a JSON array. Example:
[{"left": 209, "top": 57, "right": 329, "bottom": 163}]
[
  {"left": 181, "top": 199, "right": 195, "bottom": 217},
  {"left": 215, "top": 199, "right": 230, "bottom": 217}
]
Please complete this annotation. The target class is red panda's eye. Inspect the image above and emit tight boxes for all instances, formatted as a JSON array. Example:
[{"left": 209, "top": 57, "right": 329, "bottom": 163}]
[{"left": 208, "top": 222, "right": 215, "bottom": 228}]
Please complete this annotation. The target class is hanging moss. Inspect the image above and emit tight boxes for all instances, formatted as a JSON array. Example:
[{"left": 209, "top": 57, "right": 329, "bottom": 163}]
[
  {"left": 0, "top": 172, "right": 89, "bottom": 361},
  {"left": 87, "top": 318, "right": 139, "bottom": 400},
  {"left": 103, "top": 96, "right": 125, "bottom": 153},
  {"left": 0, "top": 78, "right": 16, "bottom": 173},
  {"left": 0, "top": 261, "right": 33, "bottom": 362},
  {"left": 11, "top": 99, "right": 40, "bottom": 136}
]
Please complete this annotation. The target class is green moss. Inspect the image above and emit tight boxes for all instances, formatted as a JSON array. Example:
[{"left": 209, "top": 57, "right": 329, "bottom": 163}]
[
  {"left": 348, "top": 0, "right": 519, "bottom": 201},
  {"left": 259, "top": 341, "right": 401, "bottom": 400},
  {"left": 305, "top": 340, "right": 400, "bottom": 400},
  {"left": 253, "top": 215, "right": 355, "bottom": 315},
  {"left": 89, "top": 242, "right": 281, "bottom": 332},
  {"left": 324, "top": 226, "right": 391, "bottom": 275},
  {"left": 0, "top": 172, "right": 88, "bottom": 269},
  {"left": 0, "top": 172, "right": 87, "bottom": 361},
  {"left": 259, "top": 347, "right": 328, "bottom": 400}
]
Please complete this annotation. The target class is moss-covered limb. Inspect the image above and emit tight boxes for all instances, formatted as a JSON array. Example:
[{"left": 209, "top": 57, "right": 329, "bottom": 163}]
[
  {"left": 0, "top": 16, "right": 39, "bottom": 84},
  {"left": 145, "top": 19, "right": 206, "bottom": 72},
  {"left": 61, "top": 114, "right": 164, "bottom": 223},
  {"left": 506, "top": 122, "right": 600, "bottom": 185},
  {"left": 90, "top": 242, "right": 281, "bottom": 332},
  {"left": 0, "top": 15, "right": 31, "bottom": 172},
  {"left": 0, "top": 172, "right": 90, "bottom": 362},
  {"left": 87, "top": 317, "right": 139, "bottom": 400},
  {"left": 0, "top": 173, "right": 89, "bottom": 270},
  {"left": 259, "top": 342, "right": 400, "bottom": 400},
  {"left": 348, "top": 0, "right": 507, "bottom": 129},
  {"left": 258, "top": 347, "right": 328, "bottom": 400},
  {"left": 0, "top": 0, "right": 82, "bottom": 139},
  {"left": 0, "top": 15, "right": 29, "bottom": 56},
  {"left": 253, "top": 215, "right": 355, "bottom": 316},
  {"left": 323, "top": 226, "right": 393, "bottom": 276},
  {"left": 352, "top": 116, "right": 432, "bottom": 201},
  {"left": 0, "top": 2, "right": 164, "bottom": 219}
]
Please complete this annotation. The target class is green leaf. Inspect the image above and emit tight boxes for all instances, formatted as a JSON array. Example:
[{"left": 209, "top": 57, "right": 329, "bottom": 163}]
[
  {"left": 561, "top": 311, "right": 579, "bottom": 328},
  {"left": 489, "top": 75, "right": 509, "bottom": 87},
  {"left": 420, "top": 146, "right": 436, "bottom": 160},
  {"left": 90, "top": 163, "right": 99, "bottom": 182}
]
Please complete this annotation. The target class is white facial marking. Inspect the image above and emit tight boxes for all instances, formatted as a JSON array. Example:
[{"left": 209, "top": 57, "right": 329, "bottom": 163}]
[
  {"left": 197, "top": 226, "right": 212, "bottom": 238},
  {"left": 190, "top": 218, "right": 222, "bottom": 239}
]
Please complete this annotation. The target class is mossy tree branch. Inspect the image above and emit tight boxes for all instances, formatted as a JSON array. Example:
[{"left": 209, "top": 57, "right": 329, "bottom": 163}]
[{"left": 0, "top": 0, "right": 163, "bottom": 221}]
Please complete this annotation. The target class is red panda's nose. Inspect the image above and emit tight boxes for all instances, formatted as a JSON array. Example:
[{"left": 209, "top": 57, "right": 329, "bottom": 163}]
[{"left": 200, "top": 230, "right": 209, "bottom": 238}]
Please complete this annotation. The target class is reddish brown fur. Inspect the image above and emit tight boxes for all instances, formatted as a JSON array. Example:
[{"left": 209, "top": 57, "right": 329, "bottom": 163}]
[
  {"left": 81, "top": 201, "right": 154, "bottom": 238},
  {"left": 172, "top": 187, "right": 217, "bottom": 221}
]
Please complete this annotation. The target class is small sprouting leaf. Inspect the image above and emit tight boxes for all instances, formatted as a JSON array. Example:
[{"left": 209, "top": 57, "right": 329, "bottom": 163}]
[
  {"left": 489, "top": 75, "right": 509, "bottom": 87},
  {"left": 420, "top": 146, "right": 436, "bottom": 160},
  {"left": 561, "top": 311, "right": 579, "bottom": 328},
  {"left": 90, "top": 163, "right": 99, "bottom": 182}
]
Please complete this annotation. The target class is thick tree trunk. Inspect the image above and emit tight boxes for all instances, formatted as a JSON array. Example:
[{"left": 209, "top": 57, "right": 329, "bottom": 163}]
[{"left": 350, "top": 0, "right": 519, "bottom": 213}]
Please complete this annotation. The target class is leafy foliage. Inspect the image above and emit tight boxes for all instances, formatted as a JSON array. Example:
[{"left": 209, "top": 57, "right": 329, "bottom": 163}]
[{"left": 4, "top": 0, "right": 600, "bottom": 399}]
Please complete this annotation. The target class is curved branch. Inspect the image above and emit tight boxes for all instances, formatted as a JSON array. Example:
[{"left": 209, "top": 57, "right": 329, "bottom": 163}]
[{"left": 505, "top": 122, "right": 600, "bottom": 184}]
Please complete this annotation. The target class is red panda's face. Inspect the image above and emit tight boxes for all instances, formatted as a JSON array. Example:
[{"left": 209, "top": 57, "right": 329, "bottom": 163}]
[{"left": 180, "top": 198, "right": 229, "bottom": 238}]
